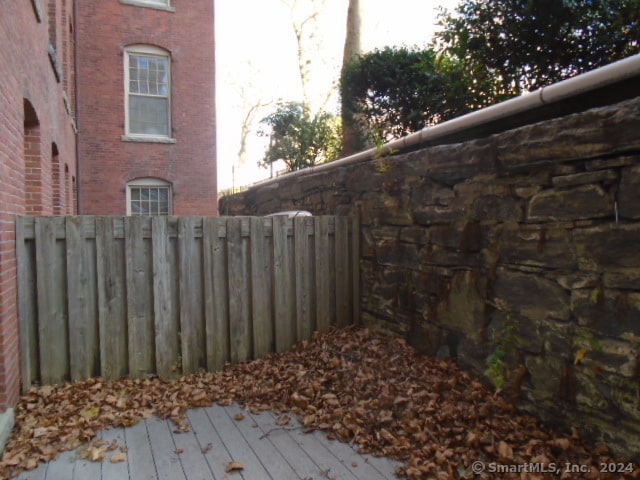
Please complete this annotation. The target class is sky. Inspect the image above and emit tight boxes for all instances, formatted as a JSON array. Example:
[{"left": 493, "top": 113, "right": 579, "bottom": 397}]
[{"left": 215, "top": 0, "right": 460, "bottom": 192}]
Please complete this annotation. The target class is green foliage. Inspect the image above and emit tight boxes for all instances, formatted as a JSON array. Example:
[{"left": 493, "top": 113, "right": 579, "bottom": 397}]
[
  {"left": 258, "top": 102, "right": 342, "bottom": 172},
  {"left": 339, "top": 1, "right": 639, "bottom": 154},
  {"left": 434, "top": 0, "right": 640, "bottom": 98},
  {"left": 484, "top": 299, "right": 522, "bottom": 389},
  {"left": 340, "top": 47, "right": 478, "bottom": 145}
]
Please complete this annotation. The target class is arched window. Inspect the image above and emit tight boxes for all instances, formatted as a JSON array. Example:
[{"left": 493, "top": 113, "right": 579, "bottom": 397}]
[
  {"left": 126, "top": 178, "right": 172, "bottom": 216},
  {"left": 24, "top": 99, "right": 43, "bottom": 214},
  {"left": 123, "top": 45, "right": 172, "bottom": 140}
]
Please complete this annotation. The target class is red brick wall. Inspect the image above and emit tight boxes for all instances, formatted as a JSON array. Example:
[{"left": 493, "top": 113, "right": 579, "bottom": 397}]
[
  {"left": 76, "top": 0, "right": 218, "bottom": 216},
  {"left": 0, "top": 1, "right": 77, "bottom": 408}
]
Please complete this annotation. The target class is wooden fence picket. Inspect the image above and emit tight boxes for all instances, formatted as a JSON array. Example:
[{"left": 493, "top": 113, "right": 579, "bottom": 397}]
[
  {"left": 250, "top": 217, "right": 273, "bottom": 358},
  {"left": 15, "top": 215, "right": 359, "bottom": 390},
  {"left": 16, "top": 216, "right": 38, "bottom": 388},
  {"left": 295, "top": 217, "right": 314, "bottom": 342},
  {"left": 273, "top": 215, "right": 295, "bottom": 352},
  {"left": 152, "top": 216, "right": 180, "bottom": 378},
  {"left": 66, "top": 216, "right": 99, "bottom": 382},
  {"left": 35, "top": 217, "right": 69, "bottom": 385},
  {"left": 178, "top": 217, "right": 205, "bottom": 374},
  {"left": 125, "top": 217, "right": 155, "bottom": 378},
  {"left": 96, "top": 217, "right": 128, "bottom": 380}
]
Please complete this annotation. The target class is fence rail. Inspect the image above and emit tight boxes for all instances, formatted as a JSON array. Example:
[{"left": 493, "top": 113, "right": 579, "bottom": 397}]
[{"left": 16, "top": 215, "right": 359, "bottom": 390}]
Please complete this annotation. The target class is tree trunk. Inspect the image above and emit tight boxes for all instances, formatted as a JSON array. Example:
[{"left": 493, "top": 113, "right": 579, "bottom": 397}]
[{"left": 341, "top": 0, "right": 363, "bottom": 156}]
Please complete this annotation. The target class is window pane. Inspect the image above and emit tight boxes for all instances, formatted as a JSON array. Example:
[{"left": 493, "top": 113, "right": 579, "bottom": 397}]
[
  {"left": 129, "top": 185, "right": 170, "bottom": 216},
  {"left": 127, "top": 52, "right": 169, "bottom": 136},
  {"left": 129, "top": 96, "right": 169, "bottom": 135}
]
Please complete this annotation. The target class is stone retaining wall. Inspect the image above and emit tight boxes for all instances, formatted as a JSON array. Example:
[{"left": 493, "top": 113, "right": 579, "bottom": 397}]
[{"left": 220, "top": 96, "right": 640, "bottom": 460}]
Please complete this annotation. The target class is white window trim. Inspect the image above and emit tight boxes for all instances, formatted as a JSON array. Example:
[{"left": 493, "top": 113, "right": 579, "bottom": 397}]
[
  {"left": 126, "top": 178, "right": 173, "bottom": 216},
  {"left": 123, "top": 45, "right": 175, "bottom": 142},
  {"left": 120, "top": 0, "right": 175, "bottom": 12}
]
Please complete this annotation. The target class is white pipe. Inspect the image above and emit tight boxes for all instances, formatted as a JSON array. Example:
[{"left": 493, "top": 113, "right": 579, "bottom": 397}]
[{"left": 250, "top": 53, "right": 640, "bottom": 186}]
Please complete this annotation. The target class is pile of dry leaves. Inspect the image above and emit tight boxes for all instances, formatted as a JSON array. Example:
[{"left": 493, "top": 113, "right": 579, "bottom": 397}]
[{"left": 1, "top": 326, "right": 638, "bottom": 479}]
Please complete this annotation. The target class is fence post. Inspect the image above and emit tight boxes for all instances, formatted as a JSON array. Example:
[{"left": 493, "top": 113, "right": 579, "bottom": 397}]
[{"left": 16, "top": 216, "right": 37, "bottom": 392}]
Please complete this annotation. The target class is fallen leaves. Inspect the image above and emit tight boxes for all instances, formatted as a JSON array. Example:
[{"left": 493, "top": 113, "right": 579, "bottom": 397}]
[
  {"left": 275, "top": 415, "right": 291, "bottom": 426},
  {"left": 0, "top": 326, "right": 638, "bottom": 479},
  {"left": 225, "top": 460, "right": 244, "bottom": 472},
  {"left": 110, "top": 451, "right": 127, "bottom": 463}
]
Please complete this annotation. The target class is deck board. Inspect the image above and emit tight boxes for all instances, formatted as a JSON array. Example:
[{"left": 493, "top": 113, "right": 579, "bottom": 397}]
[
  {"left": 14, "top": 404, "right": 402, "bottom": 480},
  {"left": 248, "top": 410, "right": 325, "bottom": 479},
  {"left": 100, "top": 427, "right": 129, "bottom": 480},
  {"left": 171, "top": 415, "right": 215, "bottom": 480},
  {"left": 42, "top": 450, "right": 75, "bottom": 480},
  {"left": 225, "top": 404, "right": 299, "bottom": 480},
  {"left": 124, "top": 418, "right": 157, "bottom": 480},
  {"left": 146, "top": 418, "right": 187, "bottom": 480},
  {"left": 204, "top": 404, "right": 272, "bottom": 479},
  {"left": 186, "top": 408, "right": 238, "bottom": 480}
]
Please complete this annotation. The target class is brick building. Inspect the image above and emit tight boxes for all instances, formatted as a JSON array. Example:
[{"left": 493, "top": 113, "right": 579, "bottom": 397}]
[
  {"left": 0, "top": 0, "right": 217, "bottom": 445},
  {"left": 75, "top": 0, "right": 217, "bottom": 216},
  {"left": 0, "top": 0, "right": 78, "bottom": 440}
]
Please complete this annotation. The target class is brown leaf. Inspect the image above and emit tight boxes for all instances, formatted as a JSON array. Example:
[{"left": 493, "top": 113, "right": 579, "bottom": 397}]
[
  {"left": 234, "top": 413, "right": 245, "bottom": 421},
  {"left": 80, "top": 406, "right": 100, "bottom": 420},
  {"left": 549, "top": 438, "right": 571, "bottom": 451},
  {"left": 32, "top": 427, "right": 49, "bottom": 438},
  {"left": 89, "top": 446, "right": 106, "bottom": 462},
  {"left": 275, "top": 415, "right": 291, "bottom": 426},
  {"left": 109, "top": 452, "right": 127, "bottom": 463},
  {"left": 225, "top": 460, "right": 244, "bottom": 472},
  {"left": 498, "top": 440, "right": 513, "bottom": 460}
]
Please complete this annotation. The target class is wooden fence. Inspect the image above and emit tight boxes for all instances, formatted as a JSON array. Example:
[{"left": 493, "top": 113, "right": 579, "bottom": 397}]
[{"left": 16, "top": 215, "right": 359, "bottom": 390}]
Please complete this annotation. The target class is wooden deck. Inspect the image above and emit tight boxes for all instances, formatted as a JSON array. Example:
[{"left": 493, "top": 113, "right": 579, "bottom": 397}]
[{"left": 16, "top": 404, "right": 401, "bottom": 480}]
